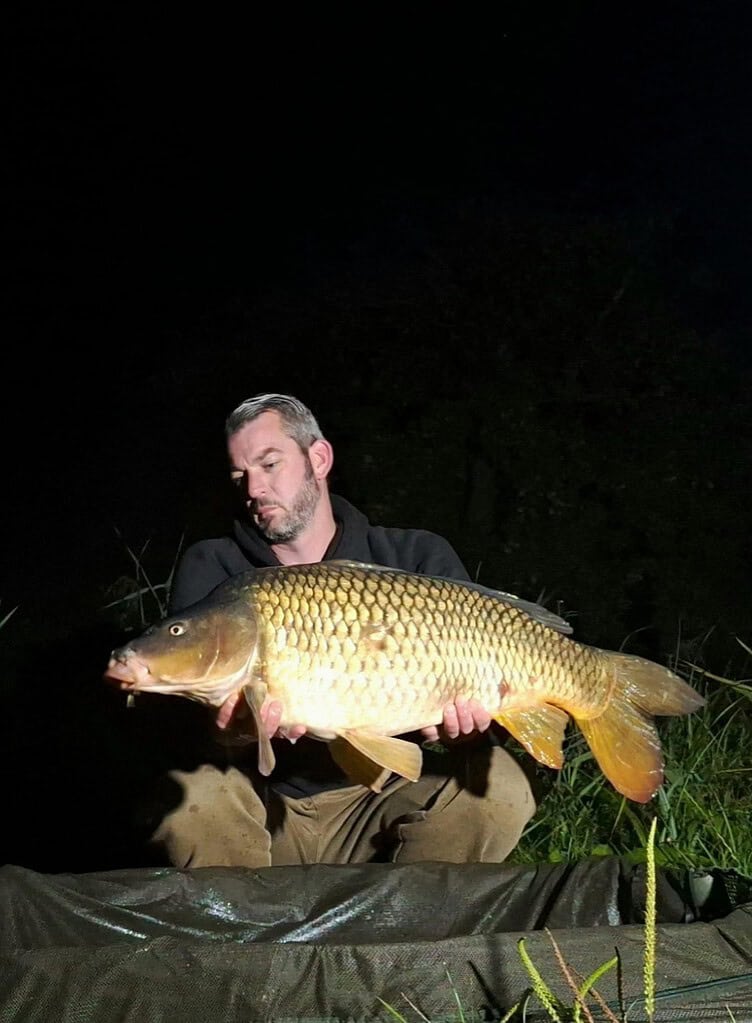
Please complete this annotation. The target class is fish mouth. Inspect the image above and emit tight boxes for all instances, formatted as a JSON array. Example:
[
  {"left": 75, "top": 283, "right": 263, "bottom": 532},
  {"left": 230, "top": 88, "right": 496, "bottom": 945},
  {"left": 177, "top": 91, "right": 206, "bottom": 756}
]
[{"left": 104, "top": 652, "right": 152, "bottom": 691}]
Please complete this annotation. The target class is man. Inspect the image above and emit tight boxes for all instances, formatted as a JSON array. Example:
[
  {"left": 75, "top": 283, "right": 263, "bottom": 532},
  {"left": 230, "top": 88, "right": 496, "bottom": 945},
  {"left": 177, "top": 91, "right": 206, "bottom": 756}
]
[{"left": 150, "top": 393, "right": 535, "bottom": 867}]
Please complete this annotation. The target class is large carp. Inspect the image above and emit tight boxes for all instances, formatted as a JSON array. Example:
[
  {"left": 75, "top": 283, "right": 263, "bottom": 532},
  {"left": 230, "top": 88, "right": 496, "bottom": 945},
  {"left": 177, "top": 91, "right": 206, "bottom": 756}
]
[{"left": 104, "top": 560, "right": 704, "bottom": 801}]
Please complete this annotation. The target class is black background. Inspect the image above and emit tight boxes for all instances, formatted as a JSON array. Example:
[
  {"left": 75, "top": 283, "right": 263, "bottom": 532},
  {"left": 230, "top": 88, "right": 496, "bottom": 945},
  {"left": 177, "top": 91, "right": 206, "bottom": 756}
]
[{"left": 4, "top": 5, "right": 751, "bottom": 870}]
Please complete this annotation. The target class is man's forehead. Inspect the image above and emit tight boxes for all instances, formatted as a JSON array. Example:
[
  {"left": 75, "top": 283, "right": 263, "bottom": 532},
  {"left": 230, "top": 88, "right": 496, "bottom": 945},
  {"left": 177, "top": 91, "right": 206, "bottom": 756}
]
[{"left": 228, "top": 412, "right": 297, "bottom": 453}]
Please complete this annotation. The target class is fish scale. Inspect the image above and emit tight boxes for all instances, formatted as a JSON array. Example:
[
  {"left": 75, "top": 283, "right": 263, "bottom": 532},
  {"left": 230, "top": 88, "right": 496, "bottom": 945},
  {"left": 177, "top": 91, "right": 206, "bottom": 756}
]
[
  {"left": 105, "top": 559, "right": 705, "bottom": 801},
  {"left": 254, "top": 566, "right": 605, "bottom": 734}
]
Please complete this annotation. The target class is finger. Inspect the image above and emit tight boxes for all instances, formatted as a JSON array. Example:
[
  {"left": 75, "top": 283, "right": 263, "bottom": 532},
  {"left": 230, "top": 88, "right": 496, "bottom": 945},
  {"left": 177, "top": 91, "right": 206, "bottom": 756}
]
[
  {"left": 284, "top": 724, "right": 307, "bottom": 744},
  {"left": 216, "top": 691, "right": 240, "bottom": 730},
  {"left": 441, "top": 701, "right": 460, "bottom": 740},
  {"left": 469, "top": 699, "right": 492, "bottom": 733},
  {"left": 420, "top": 725, "right": 441, "bottom": 743},
  {"left": 263, "top": 700, "right": 283, "bottom": 738},
  {"left": 454, "top": 697, "right": 476, "bottom": 735}
]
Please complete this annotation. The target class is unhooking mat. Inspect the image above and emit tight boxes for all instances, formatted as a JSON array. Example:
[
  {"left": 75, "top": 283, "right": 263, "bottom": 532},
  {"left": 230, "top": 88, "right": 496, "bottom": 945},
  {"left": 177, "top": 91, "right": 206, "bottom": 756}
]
[{"left": 1, "top": 856, "right": 751, "bottom": 1021}]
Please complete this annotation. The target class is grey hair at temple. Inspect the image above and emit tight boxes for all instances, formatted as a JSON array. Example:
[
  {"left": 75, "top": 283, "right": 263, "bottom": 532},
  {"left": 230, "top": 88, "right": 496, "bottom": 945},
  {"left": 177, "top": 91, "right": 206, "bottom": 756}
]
[{"left": 224, "top": 393, "right": 324, "bottom": 451}]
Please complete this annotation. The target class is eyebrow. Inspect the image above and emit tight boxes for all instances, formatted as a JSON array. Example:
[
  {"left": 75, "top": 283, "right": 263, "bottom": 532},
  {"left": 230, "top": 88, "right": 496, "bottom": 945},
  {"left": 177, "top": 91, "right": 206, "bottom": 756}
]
[{"left": 229, "top": 446, "right": 284, "bottom": 472}]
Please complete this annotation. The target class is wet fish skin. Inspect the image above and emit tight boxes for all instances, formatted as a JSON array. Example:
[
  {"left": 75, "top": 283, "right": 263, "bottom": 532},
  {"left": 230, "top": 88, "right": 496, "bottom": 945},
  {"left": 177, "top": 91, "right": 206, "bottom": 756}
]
[{"left": 105, "top": 560, "right": 705, "bottom": 801}]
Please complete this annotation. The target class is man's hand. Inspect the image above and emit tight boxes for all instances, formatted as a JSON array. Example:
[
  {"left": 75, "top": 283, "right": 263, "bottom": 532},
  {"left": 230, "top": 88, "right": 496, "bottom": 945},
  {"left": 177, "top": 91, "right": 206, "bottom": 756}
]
[
  {"left": 215, "top": 690, "right": 307, "bottom": 742},
  {"left": 420, "top": 697, "right": 492, "bottom": 745}
]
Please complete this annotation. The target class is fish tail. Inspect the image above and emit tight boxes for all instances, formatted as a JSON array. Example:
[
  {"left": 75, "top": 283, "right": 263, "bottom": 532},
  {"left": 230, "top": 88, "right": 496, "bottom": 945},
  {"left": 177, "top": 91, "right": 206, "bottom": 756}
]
[{"left": 576, "top": 652, "right": 705, "bottom": 803}]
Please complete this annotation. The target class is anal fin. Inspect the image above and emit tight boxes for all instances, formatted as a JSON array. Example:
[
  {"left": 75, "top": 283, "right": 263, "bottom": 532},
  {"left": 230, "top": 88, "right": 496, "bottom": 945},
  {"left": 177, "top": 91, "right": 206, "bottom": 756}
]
[
  {"left": 495, "top": 704, "right": 570, "bottom": 769},
  {"left": 329, "top": 730, "right": 422, "bottom": 792},
  {"left": 328, "top": 737, "right": 392, "bottom": 792}
]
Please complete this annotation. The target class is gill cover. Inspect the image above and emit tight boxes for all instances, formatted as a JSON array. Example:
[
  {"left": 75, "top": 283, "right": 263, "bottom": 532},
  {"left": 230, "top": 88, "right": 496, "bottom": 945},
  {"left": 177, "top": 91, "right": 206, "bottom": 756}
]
[{"left": 119, "top": 585, "right": 260, "bottom": 703}]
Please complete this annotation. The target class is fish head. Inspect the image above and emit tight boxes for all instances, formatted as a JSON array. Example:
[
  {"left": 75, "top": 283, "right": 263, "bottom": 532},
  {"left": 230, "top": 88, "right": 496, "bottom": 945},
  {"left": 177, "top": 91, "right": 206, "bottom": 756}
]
[{"left": 104, "top": 593, "right": 259, "bottom": 707}]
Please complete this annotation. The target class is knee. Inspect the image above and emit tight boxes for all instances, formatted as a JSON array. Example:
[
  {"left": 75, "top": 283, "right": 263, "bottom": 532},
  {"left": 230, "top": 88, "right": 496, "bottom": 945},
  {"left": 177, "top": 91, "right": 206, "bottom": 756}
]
[
  {"left": 166, "top": 764, "right": 266, "bottom": 822},
  {"left": 148, "top": 764, "right": 269, "bottom": 869},
  {"left": 467, "top": 746, "right": 538, "bottom": 824}
]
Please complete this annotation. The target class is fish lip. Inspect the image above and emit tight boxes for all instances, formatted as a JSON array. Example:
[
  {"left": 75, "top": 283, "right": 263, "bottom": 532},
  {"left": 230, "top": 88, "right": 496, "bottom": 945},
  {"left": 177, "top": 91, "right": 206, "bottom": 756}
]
[{"left": 103, "top": 653, "right": 151, "bottom": 691}]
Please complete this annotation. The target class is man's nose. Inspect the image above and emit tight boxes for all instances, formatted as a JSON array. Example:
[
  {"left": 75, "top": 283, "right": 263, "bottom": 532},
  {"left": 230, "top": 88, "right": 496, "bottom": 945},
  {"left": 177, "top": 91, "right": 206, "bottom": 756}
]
[{"left": 245, "top": 471, "right": 266, "bottom": 499}]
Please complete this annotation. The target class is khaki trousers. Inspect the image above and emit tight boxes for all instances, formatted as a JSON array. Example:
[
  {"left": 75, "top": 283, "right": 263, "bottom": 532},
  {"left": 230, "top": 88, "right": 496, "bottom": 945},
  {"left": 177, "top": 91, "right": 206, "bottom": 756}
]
[{"left": 148, "top": 745, "right": 536, "bottom": 868}]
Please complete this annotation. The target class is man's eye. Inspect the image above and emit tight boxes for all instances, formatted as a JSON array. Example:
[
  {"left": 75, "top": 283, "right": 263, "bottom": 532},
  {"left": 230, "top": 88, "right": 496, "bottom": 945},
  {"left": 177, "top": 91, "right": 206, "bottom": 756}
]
[
  {"left": 263, "top": 462, "right": 278, "bottom": 471},
  {"left": 230, "top": 476, "right": 243, "bottom": 487}
]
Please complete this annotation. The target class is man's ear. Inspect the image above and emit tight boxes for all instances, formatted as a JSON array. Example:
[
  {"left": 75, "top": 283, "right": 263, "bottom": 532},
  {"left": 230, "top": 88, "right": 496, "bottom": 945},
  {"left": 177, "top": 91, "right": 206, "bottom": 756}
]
[{"left": 309, "top": 438, "right": 334, "bottom": 480}]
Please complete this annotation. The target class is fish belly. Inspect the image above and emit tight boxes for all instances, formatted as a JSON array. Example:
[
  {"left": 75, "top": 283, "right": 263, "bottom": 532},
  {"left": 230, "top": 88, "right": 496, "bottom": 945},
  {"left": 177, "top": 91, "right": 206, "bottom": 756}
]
[{"left": 266, "top": 644, "right": 503, "bottom": 736}]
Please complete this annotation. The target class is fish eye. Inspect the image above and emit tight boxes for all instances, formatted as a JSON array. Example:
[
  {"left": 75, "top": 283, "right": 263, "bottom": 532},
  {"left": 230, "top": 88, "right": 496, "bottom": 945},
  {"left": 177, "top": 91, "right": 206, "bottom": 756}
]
[{"left": 169, "top": 622, "right": 187, "bottom": 636}]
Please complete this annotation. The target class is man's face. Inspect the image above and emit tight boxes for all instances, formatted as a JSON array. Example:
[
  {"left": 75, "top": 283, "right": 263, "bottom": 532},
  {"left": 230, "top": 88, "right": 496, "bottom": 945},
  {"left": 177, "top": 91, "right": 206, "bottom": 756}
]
[{"left": 228, "top": 411, "right": 321, "bottom": 543}]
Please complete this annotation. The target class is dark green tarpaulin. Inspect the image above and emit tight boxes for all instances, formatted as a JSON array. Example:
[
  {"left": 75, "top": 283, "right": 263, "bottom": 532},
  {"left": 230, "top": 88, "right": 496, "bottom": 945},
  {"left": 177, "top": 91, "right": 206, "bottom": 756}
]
[{"left": 1, "top": 857, "right": 750, "bottom": 1022}]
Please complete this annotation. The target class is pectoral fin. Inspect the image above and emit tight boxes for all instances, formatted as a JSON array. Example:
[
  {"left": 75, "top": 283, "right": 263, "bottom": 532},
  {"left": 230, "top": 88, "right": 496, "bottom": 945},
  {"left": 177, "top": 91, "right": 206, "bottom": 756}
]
[
  {"left": 242, "top": 682, "right": 277, "bottom": 777},
  {"left": 328, "top": 730, "right": 422, "bottom": 792},
  {"left": 494, "top": 704, "right": 570, "bottom": 769}
]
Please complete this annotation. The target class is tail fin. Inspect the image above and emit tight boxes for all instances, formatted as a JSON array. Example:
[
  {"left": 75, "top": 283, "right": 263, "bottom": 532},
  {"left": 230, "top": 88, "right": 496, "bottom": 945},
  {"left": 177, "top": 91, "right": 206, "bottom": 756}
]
[{"left": 576, "top": 652, "right": 705, "bottom": 803}]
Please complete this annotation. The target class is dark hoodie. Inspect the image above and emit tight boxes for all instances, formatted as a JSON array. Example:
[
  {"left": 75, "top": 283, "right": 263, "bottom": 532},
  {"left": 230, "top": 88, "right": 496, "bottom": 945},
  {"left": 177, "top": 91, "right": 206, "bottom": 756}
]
[
  {"left": 169, "top": 495, "right": 471, "bottom": 612},
  {"left": 168, "top": 495, "right": 474, "bottom": 797}
]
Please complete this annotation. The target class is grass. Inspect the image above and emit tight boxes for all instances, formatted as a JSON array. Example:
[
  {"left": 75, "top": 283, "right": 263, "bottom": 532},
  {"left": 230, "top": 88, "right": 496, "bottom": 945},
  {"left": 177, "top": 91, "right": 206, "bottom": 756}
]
[
  {"left": 508, "top": 657, "right": 752, "bottom": 877},
  {"left": 100, "top": 526, "right": 183, "bottom": 628},
  {"left": 0, "top": 602, "right": 18, "bottom": 631}
]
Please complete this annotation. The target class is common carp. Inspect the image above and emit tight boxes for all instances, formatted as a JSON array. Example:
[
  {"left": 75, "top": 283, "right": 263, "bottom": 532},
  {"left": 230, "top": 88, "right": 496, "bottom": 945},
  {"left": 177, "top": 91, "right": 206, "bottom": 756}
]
[{"left": 104, "top": 560, "right": 704, "bottom": 801}]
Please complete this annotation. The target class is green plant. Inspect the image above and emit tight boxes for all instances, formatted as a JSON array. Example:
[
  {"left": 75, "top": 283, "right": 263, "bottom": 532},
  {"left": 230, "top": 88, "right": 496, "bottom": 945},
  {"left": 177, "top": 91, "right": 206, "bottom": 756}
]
[
  {"left": 0, "top": 604, "right": 17, "bottom": 631},
  {"left": 100, "top": 527, "right": 184, "bottom": 631},
  {"left": 510, "top": 661, "right": 752, "bottom": 876}
]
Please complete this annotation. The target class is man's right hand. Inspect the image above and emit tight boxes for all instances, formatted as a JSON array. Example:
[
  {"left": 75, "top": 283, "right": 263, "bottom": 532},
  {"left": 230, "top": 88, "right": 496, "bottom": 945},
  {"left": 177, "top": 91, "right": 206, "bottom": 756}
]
[
  {"left": 420, "top": 697, "right": 492, "bottom": 745},
  {"left": 215, "top": 690, "right": 307, "bottom": 742}
]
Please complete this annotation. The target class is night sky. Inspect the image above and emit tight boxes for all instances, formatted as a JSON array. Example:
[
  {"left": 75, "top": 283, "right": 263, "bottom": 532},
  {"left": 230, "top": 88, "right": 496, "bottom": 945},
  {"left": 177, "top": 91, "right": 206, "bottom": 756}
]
[{"left": 6, "top": 5, "right": 752, "bottom": 642}]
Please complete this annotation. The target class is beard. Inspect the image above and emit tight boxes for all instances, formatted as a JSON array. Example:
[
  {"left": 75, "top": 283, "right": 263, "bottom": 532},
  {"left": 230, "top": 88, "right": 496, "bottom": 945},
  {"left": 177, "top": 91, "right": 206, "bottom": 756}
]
[{"left": 255, "top": 463, "right": 320, "bottom": 543}]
